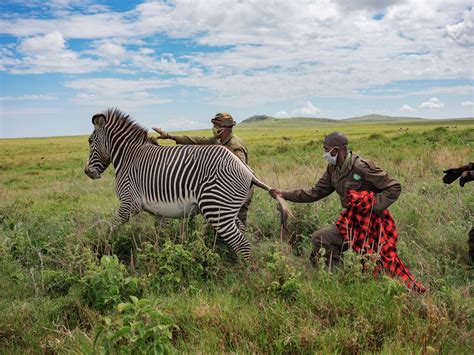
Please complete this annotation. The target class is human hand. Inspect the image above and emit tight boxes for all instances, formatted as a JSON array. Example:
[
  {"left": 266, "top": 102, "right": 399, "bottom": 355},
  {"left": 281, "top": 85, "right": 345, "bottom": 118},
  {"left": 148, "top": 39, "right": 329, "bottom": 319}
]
[
  {"left": 152, "top": 127, "right": 170, "bottom": 139},
  {"left": 269, "top": 188, "right": 283, "bottom": 199},
  {"left": 442, "top": 167, "right": 463, "bottom": 184},
  {"left": 460, "top": 171, "right": 474, "bottom": 187}
]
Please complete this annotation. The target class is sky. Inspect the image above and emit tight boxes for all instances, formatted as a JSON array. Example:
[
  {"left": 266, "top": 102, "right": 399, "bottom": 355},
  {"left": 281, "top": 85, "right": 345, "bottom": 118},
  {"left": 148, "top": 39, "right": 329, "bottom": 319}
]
[{"left": 0, "top": 0, "right": 473, "bottom": 138}]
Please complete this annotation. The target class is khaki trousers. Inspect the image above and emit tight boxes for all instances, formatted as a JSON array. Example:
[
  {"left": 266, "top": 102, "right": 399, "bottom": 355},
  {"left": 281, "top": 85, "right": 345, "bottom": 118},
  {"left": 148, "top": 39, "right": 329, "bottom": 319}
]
[
  {"left": 237, "top": 187, "right": 254, "bottom": 226},
  {"left": 310, "top": 224, "right": 348, "bottom": 267}
]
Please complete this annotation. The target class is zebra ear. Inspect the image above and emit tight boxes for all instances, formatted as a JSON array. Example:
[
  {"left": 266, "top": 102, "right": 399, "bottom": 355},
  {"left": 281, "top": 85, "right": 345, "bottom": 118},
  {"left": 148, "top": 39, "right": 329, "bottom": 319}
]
[{"left": 92, "top": 113, "right": 106, "bottom": 129}]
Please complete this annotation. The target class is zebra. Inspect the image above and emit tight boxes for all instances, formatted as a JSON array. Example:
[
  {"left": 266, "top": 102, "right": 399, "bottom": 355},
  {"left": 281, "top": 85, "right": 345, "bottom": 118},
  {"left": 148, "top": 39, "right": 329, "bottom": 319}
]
[{"left": 84, "top": 108, "right": 290, "bottom": 260}]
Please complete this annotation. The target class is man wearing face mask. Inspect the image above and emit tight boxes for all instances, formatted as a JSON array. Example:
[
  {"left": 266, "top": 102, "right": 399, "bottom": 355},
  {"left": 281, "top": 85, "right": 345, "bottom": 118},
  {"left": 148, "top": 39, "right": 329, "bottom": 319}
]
[
  {"left": 269, "top": 132, "right": 402, "bottom": 267},
  {"left": 152, "top": 112, "right": 252, "bottom": 227}
]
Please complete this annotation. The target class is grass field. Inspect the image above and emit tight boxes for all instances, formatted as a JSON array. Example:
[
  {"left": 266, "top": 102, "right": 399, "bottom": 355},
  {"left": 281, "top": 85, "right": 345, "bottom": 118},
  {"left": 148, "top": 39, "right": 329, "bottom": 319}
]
[{"left": 1, "top": 118, "right": 473, "bottom": 353}]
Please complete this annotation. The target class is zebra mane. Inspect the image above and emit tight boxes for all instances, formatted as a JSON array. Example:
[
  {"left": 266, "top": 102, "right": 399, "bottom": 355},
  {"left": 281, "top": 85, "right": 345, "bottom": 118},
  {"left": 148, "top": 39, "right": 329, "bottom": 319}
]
[{"left": 103, "top": 108, "right": 157, "bottom": 145}]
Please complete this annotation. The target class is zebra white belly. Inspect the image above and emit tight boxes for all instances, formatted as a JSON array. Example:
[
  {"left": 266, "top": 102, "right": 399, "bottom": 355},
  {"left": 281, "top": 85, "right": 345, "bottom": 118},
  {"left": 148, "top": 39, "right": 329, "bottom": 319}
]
[{"left": 142, "top": 198, "right": 199, "bottom": 218}]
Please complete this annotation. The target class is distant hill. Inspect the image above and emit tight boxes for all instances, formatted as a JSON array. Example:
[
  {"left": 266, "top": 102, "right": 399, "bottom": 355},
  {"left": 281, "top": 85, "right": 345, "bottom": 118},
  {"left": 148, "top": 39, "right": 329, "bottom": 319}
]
[
  {"left": 238, "top": 113, "right": 464, "bottom": 126},
  {"left": 241, "top": 115, "right": 272, "bottom": 124},
  {"left": 342, "top": 114, "right": 427, "bottom": 123},
  {"left": 239, "top": 115, "right": 335, "bottom": 126}
]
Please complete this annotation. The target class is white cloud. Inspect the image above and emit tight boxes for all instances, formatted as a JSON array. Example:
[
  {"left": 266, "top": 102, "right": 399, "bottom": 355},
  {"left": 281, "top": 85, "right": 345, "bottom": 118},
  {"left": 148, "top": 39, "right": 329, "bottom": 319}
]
[
  {"left": 274, "top": 111, "right": 290, "bottom": 118},
  {"left": 400, "top": 104, "right": 416, "bottom": 112},
  {"left": 292, "top": 101, "right": 321, "bottom": 117},
  {"left": 334, "top": 0, "right": 400, "bottom": 13},
  {"left": 163, "top": 119, "right": 203, "bottom": 130},
  {"left": 13, "top": 31, "right": 196, "bottom": 76},
  {"left": 65, "top": 77, "right": 172, "bottom": 107},
  {"left": 446, "top": 8, "right": 474, "bottom": 47},
  {"left": 410, "top": 85, "right": 474, "bottom": 96},
  {"left": 461, "top": 101, "right": 474, "bottom": 107},
  {"left": 0, "top": 107, "right": 60, "bottom": 116},
  {"left": 19, "top": 31, "right": 65, "bottom": 55},
  {"left": 1, "top": 1, "right": 473, "bottom": 110},
  {"left": 2, "top": 0, "right": 105, "bottom": 20},
  {"left": 92, "top": 41, "right": 127, "bottom": 59},
  {"left": 65, "top": 77, "right": 171, "bottom": 94},
  {"left": 10, "top": 31, "right": 106, "bottom": 74},
  {"left": 420, "top": 97, "right": 444, "bottom": 110},
  {"left": 386, "top": 0, "right": 440, "bottom": 23},
  {"left": 71, "top": 92, "right": 170, "bottom": 108},
  {"left": 139, "top": 47, "right": 154, "bottom": 55},
  {"left": 0, "top": 94, "right": 58, "bottom": 101},
  {"left": 273, "top": 101, "right": 321, "bottom": 118},
  {"left": 129, "top": 53, "right": 196, "bottom": 76}
]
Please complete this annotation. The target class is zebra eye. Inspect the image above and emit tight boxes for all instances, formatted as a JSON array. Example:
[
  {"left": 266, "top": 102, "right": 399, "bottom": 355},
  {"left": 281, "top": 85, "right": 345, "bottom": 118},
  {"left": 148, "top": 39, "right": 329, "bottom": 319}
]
[{"left": 88, "top": 138, "right": 93, "bottom": 144}]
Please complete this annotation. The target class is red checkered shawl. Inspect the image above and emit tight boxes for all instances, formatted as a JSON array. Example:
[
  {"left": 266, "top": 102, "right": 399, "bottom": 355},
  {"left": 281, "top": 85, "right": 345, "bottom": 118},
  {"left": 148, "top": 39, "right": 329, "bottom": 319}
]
[{"left": 335, "top": 190, "right": 426, "bottom": 293}]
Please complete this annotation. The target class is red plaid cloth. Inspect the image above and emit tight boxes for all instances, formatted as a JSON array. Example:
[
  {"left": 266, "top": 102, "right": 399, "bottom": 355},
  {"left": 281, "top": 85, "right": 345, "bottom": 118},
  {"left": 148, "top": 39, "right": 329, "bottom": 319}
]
[{"left": 336, "top": 190, "right": 426, "bottom": 293}]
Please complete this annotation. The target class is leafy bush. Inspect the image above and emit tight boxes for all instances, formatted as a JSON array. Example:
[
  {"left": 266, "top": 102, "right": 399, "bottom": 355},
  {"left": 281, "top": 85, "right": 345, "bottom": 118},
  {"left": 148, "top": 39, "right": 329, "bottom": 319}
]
[
  {"left": 82, "top": 255, "right": 140, "bottom": 311},
  {"left": 266, "top": 252, "right": 302, "bottom": 301},
  {"left": 43, "top": 269, "right": 78, "bottom": 296},
  {"left": 94, "top": 296, "right": 175, "bottom": 354},
  {"left": 138, "top": 231, "right": 220, "bottom": 292},
  {"left": 368, "top": 133, "right": 384, "bottom": 140}
]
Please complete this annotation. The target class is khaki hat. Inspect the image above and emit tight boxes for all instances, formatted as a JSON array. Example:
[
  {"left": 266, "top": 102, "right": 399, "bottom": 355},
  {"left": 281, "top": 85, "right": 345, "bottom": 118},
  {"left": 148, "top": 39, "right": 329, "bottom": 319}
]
[{"left": 211, "top": 112, "right": 236, "bottom": 127}]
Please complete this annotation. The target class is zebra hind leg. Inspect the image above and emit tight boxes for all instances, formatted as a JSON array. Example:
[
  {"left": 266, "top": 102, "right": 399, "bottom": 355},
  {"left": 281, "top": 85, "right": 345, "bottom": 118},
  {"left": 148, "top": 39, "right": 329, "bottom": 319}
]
[
  {"left": 208, "top": 217, "right": 251, "bottom": 261},
  {"left": 235, "top": 218, "right": 246, "bottom": 233}
]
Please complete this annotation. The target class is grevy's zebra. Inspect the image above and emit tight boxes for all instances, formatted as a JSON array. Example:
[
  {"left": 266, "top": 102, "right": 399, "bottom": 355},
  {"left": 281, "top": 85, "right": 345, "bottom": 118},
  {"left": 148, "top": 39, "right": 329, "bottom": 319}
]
[{"left": 85, "top": 108, "right": 289, "bottom": 259}]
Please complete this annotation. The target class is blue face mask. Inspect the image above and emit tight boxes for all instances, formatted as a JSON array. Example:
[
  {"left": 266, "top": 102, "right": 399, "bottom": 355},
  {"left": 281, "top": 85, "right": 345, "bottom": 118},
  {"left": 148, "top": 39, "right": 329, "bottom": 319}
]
[{"left": 323, "top": 147, "right": 338, "bottom": 165}]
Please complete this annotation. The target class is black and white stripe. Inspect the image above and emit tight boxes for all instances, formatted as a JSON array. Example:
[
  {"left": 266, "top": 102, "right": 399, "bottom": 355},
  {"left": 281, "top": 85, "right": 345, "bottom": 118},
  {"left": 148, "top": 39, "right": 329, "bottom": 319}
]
[{"left": 85, "top": 108, "right": 287, "bottom": 259}]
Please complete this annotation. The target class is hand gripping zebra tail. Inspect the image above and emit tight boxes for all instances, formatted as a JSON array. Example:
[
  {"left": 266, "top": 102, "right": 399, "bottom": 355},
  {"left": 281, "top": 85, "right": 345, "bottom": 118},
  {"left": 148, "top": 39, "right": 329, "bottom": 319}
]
[
  {"left": 84, "top": 108, "right": 292, "bottom": 261},
  {"left": 250, "top": 177, "right": 292, "bottom": 238}
]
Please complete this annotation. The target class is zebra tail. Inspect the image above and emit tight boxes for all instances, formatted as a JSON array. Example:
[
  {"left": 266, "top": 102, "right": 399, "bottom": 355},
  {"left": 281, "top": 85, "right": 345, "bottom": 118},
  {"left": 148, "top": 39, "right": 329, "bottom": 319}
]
[{"left": 251, "top": 177, "right": 294, "bottom": 230}]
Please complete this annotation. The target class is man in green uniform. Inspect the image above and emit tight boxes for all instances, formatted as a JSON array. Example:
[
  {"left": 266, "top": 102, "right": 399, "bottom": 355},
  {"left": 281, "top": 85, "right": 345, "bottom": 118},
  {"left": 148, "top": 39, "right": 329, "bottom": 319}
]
[
  {"left": 442, "top": 162, "right": 474, "bottom": 262},
  {"left": 152, "top": 112, "right": 252, "bottom": 227},
  {"left": 270, "top": 132, "right": 401, "bottom": 267}
]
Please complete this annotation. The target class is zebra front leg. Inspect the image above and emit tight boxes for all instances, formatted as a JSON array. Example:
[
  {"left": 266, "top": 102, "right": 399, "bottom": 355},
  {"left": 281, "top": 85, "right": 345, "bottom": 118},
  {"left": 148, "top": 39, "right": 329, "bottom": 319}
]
[
  {"left": 96, "top": 200, "right": 141, "bottom": 256},
  {"left": 111, "top": 200, "right": 142, "bottom": 230},
  {"left": 113, "top": 199, "right": 141, "bottom": 232}
]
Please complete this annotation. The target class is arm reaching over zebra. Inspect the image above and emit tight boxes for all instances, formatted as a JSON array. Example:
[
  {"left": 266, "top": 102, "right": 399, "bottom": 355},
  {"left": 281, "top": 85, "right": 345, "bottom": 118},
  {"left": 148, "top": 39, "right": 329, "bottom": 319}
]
[
  {"left": 152, "top": 127, "right": 174, "bottom": 140},
  {"left": 85, "top": 108, "right": 292, "bottom": 261},
  {"left": 152, "top": 127, "right": 217, "bottom": 145}
]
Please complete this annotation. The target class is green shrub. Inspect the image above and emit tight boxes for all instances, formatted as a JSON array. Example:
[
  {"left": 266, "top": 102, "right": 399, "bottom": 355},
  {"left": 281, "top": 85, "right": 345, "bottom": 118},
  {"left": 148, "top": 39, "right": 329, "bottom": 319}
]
[
  {"left": 82, "top": 255, "right": 140, "bottom": 311},
  {"left": 266, "top": 252, "right": 302, "bottom": 301},
  {"left": 43, "top": 269, "right": 78, "bottom": 296},
  {"left": 94, "top": 296, "right": 175, "bottom": 354},
  {"left": 138, "top": 231, "right": 220, "bottom": 292},
  {"left": 368, "top": 133, "right": 384, "bottom": 140}
]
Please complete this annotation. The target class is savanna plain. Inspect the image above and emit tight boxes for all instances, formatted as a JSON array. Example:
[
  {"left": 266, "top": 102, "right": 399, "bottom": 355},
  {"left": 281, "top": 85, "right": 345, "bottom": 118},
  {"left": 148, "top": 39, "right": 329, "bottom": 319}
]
[{"left": 0, "top": 118, "right": 473, "bottom": 353}]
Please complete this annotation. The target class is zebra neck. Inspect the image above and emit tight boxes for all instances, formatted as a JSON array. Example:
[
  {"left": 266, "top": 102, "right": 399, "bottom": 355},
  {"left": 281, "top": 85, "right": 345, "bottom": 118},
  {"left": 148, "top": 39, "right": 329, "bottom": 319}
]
[{"left": 110, "top": 139, "right": 146, "bottom": 176}]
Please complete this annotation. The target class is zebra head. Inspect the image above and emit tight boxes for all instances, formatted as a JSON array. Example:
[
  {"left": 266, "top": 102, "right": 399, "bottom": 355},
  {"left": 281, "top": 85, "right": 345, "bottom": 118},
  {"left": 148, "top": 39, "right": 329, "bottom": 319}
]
[{"left": 85, "top": 113, "right": 111, "bottom": 179}]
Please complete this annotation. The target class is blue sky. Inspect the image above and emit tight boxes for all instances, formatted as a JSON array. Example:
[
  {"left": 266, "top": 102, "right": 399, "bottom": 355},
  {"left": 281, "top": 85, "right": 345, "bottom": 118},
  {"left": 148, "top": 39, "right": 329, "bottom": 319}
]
[{"left": 0, "top": 0, "right": 473, "bottom": 138}]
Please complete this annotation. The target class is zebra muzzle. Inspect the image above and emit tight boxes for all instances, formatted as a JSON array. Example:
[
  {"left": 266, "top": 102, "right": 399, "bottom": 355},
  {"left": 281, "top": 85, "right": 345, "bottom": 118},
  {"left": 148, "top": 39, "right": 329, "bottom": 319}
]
[{"left": 84, "top": 167, "right": 101, "bottom": 179}]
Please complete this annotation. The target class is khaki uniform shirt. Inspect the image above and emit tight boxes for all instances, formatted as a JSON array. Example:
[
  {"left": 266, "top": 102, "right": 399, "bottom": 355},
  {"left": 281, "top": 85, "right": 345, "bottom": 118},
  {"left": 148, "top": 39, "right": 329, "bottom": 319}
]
[
  {"left": 282, "top": 152, "right": 401, "bottom": 214},
  {"left": 173, "top": 133, "right": 249, "bottom": 164}
]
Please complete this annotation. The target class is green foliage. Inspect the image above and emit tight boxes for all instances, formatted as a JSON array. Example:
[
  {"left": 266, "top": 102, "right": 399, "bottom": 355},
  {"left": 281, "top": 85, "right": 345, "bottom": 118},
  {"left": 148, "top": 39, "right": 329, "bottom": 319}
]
[
  {"left": 266, "top": 252, "right": 302, "bottom": 301},
  {"left": 94, "top": 296, "right": 175, "bottom": 354},
  {"left": 339, "top": 249, "right": 374, "bottom": 282},
  {"left": 0, "top": 121, "right": 473, "bottom": 353},
  {"left": 138, "top": 231, "right": 220, "bottom": 292},
  {"left": 43, "top": 269, "right": 78, "bottom": 296},
  {"left": 82, "top": 255, "right": 140, "bottom": 311},
  {"left": 368, "top": 133, "right": 384, "bottom": 140}
]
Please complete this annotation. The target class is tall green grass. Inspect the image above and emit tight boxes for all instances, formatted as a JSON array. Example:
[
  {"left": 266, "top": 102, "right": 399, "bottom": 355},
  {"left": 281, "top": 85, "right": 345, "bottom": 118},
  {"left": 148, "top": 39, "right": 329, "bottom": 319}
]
[{"left": 0, "top": 121, "right": 472, "bottom": 353}]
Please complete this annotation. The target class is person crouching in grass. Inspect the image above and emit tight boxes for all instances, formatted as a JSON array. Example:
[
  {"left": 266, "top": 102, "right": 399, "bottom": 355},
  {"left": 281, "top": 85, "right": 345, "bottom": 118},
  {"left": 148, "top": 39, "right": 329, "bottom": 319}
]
[{"left": 270, "top": 132, "right": 425, "bottom": 293}]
